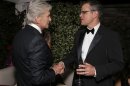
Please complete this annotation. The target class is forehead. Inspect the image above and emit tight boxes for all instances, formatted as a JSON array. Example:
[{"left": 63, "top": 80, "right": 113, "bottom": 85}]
[
  {"left": 81, "top": 3, "right": 91, "bottom": 10},
  {"left": 41, "top": 10, "right": 50, "bottom": 15}
]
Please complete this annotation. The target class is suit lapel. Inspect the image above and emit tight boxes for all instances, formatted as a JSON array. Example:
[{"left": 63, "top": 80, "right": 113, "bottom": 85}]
[
  {"left": 86, "top": 26, "right": 103, "bottom": 57},
  {"left": 77, "top": 30, "right": 86, "bottom": 62}
]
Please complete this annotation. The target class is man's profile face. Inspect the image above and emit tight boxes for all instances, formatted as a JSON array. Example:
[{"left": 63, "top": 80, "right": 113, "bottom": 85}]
[
  {"left": 37, "top": 10, "right": 51, "bottom": 29},
  {"left": 80, "top": 3, "right": 95, "bottom": 26}
]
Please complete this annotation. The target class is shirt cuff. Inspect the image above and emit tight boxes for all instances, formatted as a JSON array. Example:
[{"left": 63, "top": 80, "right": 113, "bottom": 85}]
[{"left": 94, "top": 67, "right": 97, "bottom": 77}]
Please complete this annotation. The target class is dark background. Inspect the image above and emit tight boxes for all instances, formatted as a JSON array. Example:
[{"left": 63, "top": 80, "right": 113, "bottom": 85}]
[
  {"left": 1, "top": 0, "right": 130, "bottom": 4},
  {"left": 53, "top": 0, "right": 130, "bottom": 4}
]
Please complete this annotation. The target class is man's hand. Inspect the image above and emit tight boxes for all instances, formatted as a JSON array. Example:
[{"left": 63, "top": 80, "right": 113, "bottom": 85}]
[
  {"left": 51, "top": 62, "right": 65, "bottom": 75},
  {"left": 58, "top": 61, "right": 65, "bottom": 74},
  {"left": 76, "top": 63, "right": 96, "bottom": 76}
]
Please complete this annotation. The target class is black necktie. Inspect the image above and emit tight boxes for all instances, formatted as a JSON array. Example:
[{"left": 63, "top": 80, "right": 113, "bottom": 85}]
[{"left": 86, "top": 28, "right": 94, "bottom": 34}]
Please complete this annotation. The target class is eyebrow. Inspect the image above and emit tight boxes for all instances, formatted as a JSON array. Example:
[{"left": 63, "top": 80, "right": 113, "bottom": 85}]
[{"left": 81, "top": 10, "right": 92, "bottom": 13}]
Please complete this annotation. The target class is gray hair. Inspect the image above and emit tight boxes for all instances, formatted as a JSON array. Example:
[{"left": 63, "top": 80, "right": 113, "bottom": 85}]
[{"left": 23, "top": 0, "right": 52, "bottom": 25}]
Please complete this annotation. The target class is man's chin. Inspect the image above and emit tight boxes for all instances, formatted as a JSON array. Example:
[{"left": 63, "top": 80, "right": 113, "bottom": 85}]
[
  {"left": 81, "top": 23, "right": 85, "bottom": 26},
  {"left": 44, "top": 28, "right": 48, "bottom": 30},
  {"left": 44, "top": 26, "right": 49, "bottom": 29},
  {"left": 42, "top": 27, "right": 48, "bottom": 30},
  {"left": 46, "top": 25, "right": 49, "bottom": 28}
]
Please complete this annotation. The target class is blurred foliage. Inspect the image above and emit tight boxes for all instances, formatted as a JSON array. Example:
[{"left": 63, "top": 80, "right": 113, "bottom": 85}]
[{"left": 50, "top": 2, "right": 80, "bottom": 61}]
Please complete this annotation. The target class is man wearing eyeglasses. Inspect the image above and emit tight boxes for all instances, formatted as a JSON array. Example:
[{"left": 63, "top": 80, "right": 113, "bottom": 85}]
[{"left": 61, "top": 0, "right": 124, "bottom": 86}]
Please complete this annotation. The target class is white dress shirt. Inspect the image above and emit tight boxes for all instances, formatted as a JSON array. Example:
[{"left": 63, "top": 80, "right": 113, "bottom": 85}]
[
  {"left": 81, "top": 23, "right": 100, "bottom": 62},
  {"left": 29, "top": 23, "right": 42, "bottom": 34}
]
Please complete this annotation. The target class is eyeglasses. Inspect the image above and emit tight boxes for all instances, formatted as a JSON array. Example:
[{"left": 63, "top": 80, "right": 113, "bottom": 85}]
[{"left": 80, "top": 10, "right": 95, "bottom": 14}]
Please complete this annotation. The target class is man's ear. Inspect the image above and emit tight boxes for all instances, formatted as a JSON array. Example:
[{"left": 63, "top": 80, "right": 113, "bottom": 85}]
[
  {"left": 93, "top": 11, "right": 99, "bottom": 18},
  {"left": 35, "top": 16, "right": 40, "bottom": 24}
]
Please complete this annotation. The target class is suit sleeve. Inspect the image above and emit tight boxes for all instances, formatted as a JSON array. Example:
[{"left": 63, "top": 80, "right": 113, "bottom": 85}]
[
  {"left": 28, "top": 36, "right": 55, "bottom": 85},
  {"left": 95, "top": 32, "right": 124, "bottom": 81}
]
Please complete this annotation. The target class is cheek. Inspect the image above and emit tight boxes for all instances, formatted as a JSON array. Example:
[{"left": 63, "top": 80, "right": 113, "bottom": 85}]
[
  {"left": 44, "top": 18, "right": 50, "bottom": 27},
  {"left": 42, "top": 18, "right": 47, "bottom": 25},
  {"left": 85, "top": 16, "right": 92, "bottom": 22},
  {"left": 83, "top": 16, "right": 89, "bottom": 23},
  {"left": 44, "top": 19, "right": 49, "bottom": 25},
  {"left": 39, "top": 19, "right": 46, "bottom": 28}
]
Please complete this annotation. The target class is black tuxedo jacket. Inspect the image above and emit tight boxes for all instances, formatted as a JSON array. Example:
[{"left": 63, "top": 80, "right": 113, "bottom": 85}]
[
  {"left": 63, "top": 25, "right": 124, "bottom": 86},
  {"left": 12, "top": 25, "right": 55, "bottom": 86}
]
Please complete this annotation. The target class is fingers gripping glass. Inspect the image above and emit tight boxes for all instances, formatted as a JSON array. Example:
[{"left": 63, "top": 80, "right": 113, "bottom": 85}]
[{"left": 76, "top": 57, "right": 84, "bottom": 86}]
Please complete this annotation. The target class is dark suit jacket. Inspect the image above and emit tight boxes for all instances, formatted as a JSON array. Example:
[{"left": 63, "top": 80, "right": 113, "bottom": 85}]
[
  {"left": 12, "top": 25, "right": 55, "bottom": 86},
  {"left": 63, "top": 25, "right": 124, "bottom": 86}
]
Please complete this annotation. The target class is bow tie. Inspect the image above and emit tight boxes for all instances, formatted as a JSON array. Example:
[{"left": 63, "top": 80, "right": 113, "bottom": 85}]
[{"left": 85, "top": 28, "right": 95, "bottom": 34}]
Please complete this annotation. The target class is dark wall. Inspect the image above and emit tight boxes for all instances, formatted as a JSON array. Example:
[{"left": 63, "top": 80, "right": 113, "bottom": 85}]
[
  {"left": 102, "top": 4, "right": 130, "bottom": 63},
  {"left": 0, "top": 1, "right": 24, "bottom": 68}
]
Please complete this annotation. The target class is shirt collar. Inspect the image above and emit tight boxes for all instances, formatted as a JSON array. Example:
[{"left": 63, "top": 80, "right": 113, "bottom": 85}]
[
  {"left": 87, "top": 23, "right": 100, "bottom": 35},
  {"left": 93, "top": 22, "right": 100, "bottom": 35},
  {"left": 29, "top": 23, "right": 42, "bottom": 34}
]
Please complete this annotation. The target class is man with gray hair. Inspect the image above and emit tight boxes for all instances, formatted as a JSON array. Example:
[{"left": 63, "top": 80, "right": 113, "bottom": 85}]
[{"left": 12, "top": 0, "right": 64, "bottom": 86}]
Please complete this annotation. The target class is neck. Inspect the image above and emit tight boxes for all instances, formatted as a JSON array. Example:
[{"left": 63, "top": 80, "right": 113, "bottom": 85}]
[{"left": 87, "top": 19, "right": 100, "bottom": 30}]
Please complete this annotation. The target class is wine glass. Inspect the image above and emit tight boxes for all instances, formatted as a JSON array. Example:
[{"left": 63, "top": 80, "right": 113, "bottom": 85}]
[{"left": 76, "top": 57, "right": 83, "bottom": 86}]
